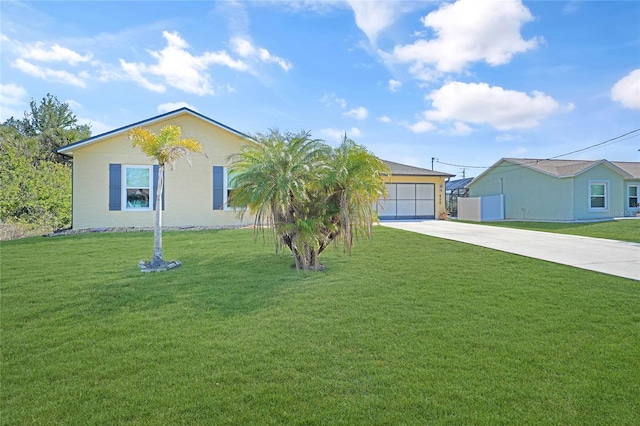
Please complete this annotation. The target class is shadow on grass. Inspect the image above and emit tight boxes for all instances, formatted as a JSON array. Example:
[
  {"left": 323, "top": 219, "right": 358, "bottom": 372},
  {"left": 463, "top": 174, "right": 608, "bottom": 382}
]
[{"left": 86, "top": 249, "right": 317, "bottom": 319}]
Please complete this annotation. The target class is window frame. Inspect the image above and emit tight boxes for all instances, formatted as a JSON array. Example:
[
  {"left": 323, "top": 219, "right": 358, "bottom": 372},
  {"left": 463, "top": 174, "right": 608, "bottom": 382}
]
[
  {"left": 588, "top": 180, "right": 608, "bottom": 212},
  {"left": 223, "top": 168, "right": 238, "bottom": 210},
  {"left": 628, "top": 184, "right": 640, "bottom": 210},
  {"left": 122, "top": 165, "right": 154, "bottom": 211}
]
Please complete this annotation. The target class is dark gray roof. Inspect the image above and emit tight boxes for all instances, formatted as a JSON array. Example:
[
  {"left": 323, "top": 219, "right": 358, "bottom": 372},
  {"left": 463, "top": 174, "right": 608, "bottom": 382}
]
[{"left": 382, "top": 160, "right": 455, "bottom": 177}]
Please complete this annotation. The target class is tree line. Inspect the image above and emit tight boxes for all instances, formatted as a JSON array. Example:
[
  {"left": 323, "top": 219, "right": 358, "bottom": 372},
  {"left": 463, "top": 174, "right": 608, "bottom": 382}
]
[{"left": 0, "top": 94, "right": 90, "bottom": 237}]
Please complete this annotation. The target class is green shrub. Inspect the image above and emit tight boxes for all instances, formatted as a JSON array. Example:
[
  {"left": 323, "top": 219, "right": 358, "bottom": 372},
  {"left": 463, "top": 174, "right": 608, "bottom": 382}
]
[{"left": 0, "top": 143, "right": 71, "bottom": 235}]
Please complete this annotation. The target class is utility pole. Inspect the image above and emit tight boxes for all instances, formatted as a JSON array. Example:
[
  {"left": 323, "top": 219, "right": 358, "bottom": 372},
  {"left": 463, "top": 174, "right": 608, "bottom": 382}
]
[
  {"left": 431, "top": 157, "right": 437, "bottom": 170},
  {"left": 462, "top": 168, "right": 466, "bottom": 179}
]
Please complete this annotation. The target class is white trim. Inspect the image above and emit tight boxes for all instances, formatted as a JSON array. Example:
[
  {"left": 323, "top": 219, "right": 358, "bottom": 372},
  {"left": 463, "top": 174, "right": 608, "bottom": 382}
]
[
  {"left": 122, "top": 165, "right": 154, "bottom": 211},
  {"left": 588, "top": 180, "right": 608, "bottom": 212},
  {"left": 627, "top": 183, "right": 640, "bottom": 210}
]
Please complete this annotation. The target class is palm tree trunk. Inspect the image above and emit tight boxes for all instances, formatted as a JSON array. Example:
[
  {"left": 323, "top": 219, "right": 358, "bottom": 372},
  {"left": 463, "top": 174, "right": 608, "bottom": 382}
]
[{"left": 151, "top": 164, "right": 164, "bottom": 268}]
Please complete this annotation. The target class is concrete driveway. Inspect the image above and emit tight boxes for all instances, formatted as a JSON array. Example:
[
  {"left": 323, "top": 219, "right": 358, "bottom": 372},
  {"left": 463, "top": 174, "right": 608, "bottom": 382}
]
[{"left": 381, "top": 220, "right": 640, "bottom": 281}]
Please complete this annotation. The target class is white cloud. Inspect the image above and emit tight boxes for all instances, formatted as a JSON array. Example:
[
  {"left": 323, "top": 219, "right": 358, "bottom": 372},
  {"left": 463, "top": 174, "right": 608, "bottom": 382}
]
[
  {"left": 119, "top": 31, "right": 249, "bottom": 96},
  {"left": 424, "top": 81, "right": 561, "bottom": 130},
  {"left": 230, "top": 37, "right": 292, "bottom": 71},
  {"left": 343, "top": 106, "right": 368, "bottom": 120},
  {"left": 378, "top": 115, "right": 391, "bottom": 123},
  {"left": 447, "top": 121, "right": 473, "bottom": 136},
  {"left": 346, "top": 0, "right": 403, "bottom": 44},
  {"left": 611, "top": 69, "right": 640, "bottom": 110},
  {"left": 347, "top": 0, "right": 415, "bottom": 44},
  {"left": 388, "top": 79, "right": 402, "bottom": 92},
  {"left": 77, "top": 116, "right": 111, "bottom": 136},
  {"left": 0, "top": 83, "right": 27, "bottom": 121},
  {"left": 118, "top": 59, "right": 166, "bottom": 93},
  {"left": 3, "top": 35, "right": 92, "bottom": 65},
  {"left": 320, "top": 92, "right": 347, "bottom": 109},
  {"left": 0, "top": 83, "right": 27, "bottom": 107},
  {"left": 321, "top": 127, "right": 362, "bottom": 141},
  {"left": 408, "top": 120, "right": 436, "bottom": 133},
  {"left": 157, "top": 102, "right": 198, "bottom": 113},
  {"left": 12, "top": 58, "right": 88, "bottom": 87},
  {"left": 381, "top": 0, "right": 539, "bottom": 78},
  {"left": 19, "top": 42, "right": 92, "bottom": 65}
]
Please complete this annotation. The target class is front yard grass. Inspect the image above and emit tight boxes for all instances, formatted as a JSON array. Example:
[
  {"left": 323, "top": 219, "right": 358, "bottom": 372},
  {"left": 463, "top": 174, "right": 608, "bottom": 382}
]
[
  {"left": 468, "top": 219, "right": 640, "bottom": 243},
  {"left": 2, "top": 227, "right": 639, "bottom": 424}
]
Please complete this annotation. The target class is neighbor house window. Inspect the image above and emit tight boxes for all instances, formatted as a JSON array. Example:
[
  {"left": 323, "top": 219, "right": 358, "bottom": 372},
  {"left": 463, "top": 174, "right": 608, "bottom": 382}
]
[
  {"left": 123, "top": 165, "right": 153, "bottom": 210},
  {"left": 589, "top": 181, "right": 608, "bottom": 211},
  {"left": 629, "top": 185, "right": 639, "bottom": 209}
]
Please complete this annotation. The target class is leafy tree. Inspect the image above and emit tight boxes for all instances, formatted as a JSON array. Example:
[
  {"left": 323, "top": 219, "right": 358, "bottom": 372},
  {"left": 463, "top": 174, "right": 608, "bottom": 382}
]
[
  {"left": 0, "top": 134, "right": 71, "bottom": 231},
  {"left": 2, "top": 93, "right": 91, "bottom": 162},
  {"left": 129, "top": 125, "right": 206, "bottom": 269},
  {"left": 229, "top": 130, "right": 389, "bottom": 270}
]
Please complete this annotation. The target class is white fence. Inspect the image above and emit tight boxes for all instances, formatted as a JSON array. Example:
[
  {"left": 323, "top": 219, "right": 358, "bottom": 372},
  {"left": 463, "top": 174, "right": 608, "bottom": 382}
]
[{"left": 458, "top": 194, "right": 504, "bottom": 221}]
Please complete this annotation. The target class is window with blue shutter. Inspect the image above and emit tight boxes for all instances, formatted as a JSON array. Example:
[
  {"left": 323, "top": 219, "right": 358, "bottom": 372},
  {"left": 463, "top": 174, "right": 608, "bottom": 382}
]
[
  {"left": 109, "top": 164, "right": 121, "bottom": 210},
  {"left": 213, "top": 166, "right": 224, "bottom": 210},
  {"left": 110, "top": 164, "right": 164, "bottom": 211}
]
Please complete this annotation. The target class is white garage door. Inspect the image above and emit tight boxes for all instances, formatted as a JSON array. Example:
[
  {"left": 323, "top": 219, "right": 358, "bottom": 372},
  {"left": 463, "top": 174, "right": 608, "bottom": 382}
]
[{"left": 377, "top": 183, "right": 435, "bottom": 219}]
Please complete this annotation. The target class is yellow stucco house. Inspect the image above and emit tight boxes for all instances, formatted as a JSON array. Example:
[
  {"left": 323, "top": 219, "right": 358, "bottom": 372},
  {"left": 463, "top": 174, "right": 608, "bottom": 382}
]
[
  {"left": 378, "top": 160, "right": 454, "bottom": 220},
  {"left": 58, "top": 108, "right": 454, "bottom": 230},
  {"left": 57, "top": 108, "right": 255, "bottom": 230}
]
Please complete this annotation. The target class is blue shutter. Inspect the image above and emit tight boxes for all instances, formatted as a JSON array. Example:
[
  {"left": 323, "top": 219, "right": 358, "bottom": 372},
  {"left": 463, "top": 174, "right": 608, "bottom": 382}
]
[
  {"left": 153, "top": 165, "right": 165, "bottom": 210},
  {"left": 213, "top": 166, "right": 224, "bottom": 210},
  {"left": 109, "top": 164, "right": 121, "bottom": 211}
]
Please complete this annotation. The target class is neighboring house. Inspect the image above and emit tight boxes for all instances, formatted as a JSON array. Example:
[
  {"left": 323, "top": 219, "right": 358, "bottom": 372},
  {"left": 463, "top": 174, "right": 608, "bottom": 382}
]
[
  {"left": 466, "top": 158, "right": 640, "bottom": 221},
  {"left": 57, "top": 107, "right": 255, "bottom": 230},
  {"left": 58, "top": 108, "right": 453, "bottom": 229},
  {"left": 377, "top": 160, "right": 454, "bottom": 220}
]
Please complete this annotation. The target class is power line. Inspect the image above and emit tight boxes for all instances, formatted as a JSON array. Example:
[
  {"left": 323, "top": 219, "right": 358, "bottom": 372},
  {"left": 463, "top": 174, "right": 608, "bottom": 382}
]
[
  {"left": 549, "top": 129, "right": 640, "bottom": 159},
  {"left": 435, "top": 128, "right": 640, "bottom": 170}
]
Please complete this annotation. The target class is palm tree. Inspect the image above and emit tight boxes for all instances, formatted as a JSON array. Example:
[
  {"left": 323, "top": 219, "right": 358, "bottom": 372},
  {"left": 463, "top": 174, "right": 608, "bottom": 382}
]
[
  {"left": 228, "top": 130, "right": 388, "bottom": 270},
  {"left": 129, "top": 125, "right": 206, "bottom": 269}
]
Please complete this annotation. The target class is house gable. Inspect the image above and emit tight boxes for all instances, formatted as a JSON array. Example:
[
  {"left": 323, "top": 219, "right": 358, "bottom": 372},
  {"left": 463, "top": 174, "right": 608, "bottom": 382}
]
[{"left": 58, "top": 107, "right": 250, "bottom": 156}]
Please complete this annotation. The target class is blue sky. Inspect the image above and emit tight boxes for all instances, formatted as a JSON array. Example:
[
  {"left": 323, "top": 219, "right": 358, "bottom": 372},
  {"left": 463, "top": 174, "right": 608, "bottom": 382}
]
[{"left": 1, "top": 0, "right": 638, "bottom": 177}]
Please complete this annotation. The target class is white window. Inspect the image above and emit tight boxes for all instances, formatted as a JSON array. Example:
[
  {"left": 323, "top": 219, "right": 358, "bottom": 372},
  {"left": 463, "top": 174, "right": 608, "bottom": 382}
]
[
  {"left": 628, "top": 185, "right": 639, "bottom": 209},
  {"left": 122, "top": 165, "right": 153, "bottom": 210},
  {"left": 224, "top": 169, "right": 237, "bottom": 209},
  {"left": 588, "top": 181, "right": 608, "bottom": 211}
]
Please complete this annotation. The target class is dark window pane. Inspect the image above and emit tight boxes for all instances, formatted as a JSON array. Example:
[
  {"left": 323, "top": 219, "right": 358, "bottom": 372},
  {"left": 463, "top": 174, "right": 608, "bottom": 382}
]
[
  {"left": 127, "top": 189, "right": 150, "bottom": 208},
  {"left": 591, "top": 196, "right": 605, "bottom": 208}
]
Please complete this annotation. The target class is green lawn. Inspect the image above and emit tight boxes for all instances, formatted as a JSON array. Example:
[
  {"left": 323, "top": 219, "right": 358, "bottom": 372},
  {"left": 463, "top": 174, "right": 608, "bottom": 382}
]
[
  {"left": 2, "top": 228, "right": 639, "bottom": 424},
  {"left": 464, "top": 219, "right": 640, "bottom": 243}
]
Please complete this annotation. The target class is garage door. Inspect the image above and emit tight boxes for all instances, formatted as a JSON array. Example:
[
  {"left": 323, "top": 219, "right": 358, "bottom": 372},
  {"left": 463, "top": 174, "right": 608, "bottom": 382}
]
[{"left": 377, "top": 183, "right": 435, "bottom": 220}]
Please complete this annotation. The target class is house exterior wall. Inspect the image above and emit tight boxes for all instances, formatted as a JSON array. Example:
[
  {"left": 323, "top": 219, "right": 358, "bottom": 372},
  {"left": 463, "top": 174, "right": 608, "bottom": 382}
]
[
  {"left": 469, "top": 160, "right": 632, "bottom": 221},
  {"left": 70, "top": 113, "right": 254, "bottom": 229},
  {"left": 468, "top": 160, "right": 574, "bottom": 221},
  {"left": 572, "top": 165, "right": 626, "bottom": 220}
]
